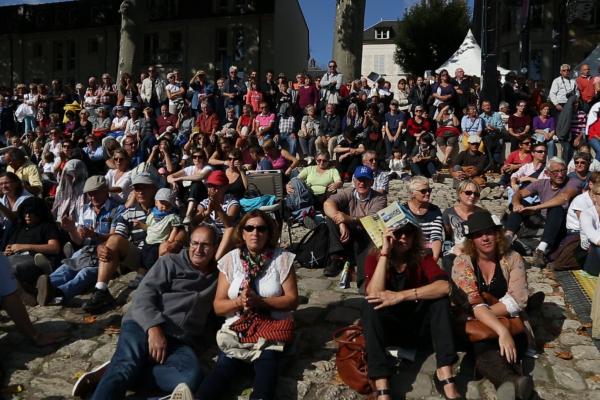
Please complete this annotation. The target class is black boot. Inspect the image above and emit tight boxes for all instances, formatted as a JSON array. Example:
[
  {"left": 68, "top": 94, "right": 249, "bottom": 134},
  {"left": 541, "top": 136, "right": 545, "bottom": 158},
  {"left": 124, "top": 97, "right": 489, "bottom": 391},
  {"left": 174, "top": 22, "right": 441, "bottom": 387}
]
[{"left": 475, "top": 350, "right": 533, "bottom": 400}]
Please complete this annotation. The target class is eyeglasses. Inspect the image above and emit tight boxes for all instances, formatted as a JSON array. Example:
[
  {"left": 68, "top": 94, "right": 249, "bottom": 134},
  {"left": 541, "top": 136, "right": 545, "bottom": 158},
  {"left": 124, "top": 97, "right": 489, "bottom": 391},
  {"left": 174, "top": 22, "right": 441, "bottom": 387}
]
[
  {"left": 416, "top": 188, "right": 432, "bottom": 194},
  {"left": 192, "top": 154, "right": 203, "bottom": 159},
  {"left": 316, "top": 159, "right": 328, "bottom": 163},
  {"left": 415, "top": 109, "right": 423, "bottom": 112},
  {"left": 533, "top": 150, "right": 546, "bottom": 154},
  {"left": 463, "top": 190, "right": 480, "bottom": 197},
  {"left": 62, "top": 144, "right": 72, "bottom": 149},
  {"left": 365, "top": 158, "right": 376, "bottom": 163},
  {"left": 113, "top": 157, "right": 126, "bottom": 162},
  {"left": 228, "top": 157, "right": 238, "bottom": 161},
  {"left": 189, "top": 241, "right": 213, "bottom": 251},
  {"left": 575, "top": 161, "right": 588, "bottom": 165},
  {"left": 243, "top": 224, "right": 269, "bottom": 233},
  {"left": 549, "top": 168, "right": 567, "bottom": 174},
  {"left": 329, "top": 64, "right": 336, "bottom": 68}
]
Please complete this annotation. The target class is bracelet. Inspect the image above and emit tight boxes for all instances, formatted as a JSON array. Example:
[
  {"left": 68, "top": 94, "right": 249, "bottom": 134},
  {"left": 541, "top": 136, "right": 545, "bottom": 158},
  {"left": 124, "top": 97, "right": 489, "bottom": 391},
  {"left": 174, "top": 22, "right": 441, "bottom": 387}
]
[{"left": 413, "top": 288, "right": 419, "bottom": 302}]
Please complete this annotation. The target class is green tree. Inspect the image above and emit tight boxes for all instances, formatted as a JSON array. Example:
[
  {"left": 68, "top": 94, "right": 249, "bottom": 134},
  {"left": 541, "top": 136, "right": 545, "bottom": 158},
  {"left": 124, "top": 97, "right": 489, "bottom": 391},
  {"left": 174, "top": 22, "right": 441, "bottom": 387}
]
[{"left": 394, "top": 0, "right": 469, "bottom": 75}]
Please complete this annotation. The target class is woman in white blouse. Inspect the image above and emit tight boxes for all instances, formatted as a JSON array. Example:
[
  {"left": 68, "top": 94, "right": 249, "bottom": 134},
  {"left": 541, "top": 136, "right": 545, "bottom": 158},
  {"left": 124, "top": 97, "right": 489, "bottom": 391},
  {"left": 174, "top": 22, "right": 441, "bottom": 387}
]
[
  {"left": 196, "top": 210, "right": 298, "bottom": 400},
  {"left": 104, "top": 149, "right": 132, "bottom": 204},
  {"left": 581, "top": 184, "right": 600, "bottom": 276}
]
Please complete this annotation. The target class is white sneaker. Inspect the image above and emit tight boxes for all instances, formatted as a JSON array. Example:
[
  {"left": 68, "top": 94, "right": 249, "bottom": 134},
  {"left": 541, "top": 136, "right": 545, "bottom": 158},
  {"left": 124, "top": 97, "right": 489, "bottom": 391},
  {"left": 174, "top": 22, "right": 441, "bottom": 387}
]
[
  {"left": 63, "top": 242, "right": 74, "bottom": 258},
  {"left": 166, "top": 383, "right": 194, "bottom": 400}
]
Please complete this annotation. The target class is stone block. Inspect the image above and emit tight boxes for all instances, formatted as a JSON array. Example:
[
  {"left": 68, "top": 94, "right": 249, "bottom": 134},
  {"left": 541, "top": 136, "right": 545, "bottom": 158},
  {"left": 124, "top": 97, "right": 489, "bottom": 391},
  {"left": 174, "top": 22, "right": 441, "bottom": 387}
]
[
  {"left": 56, "top": 339, "right": 98, "bottom": 358},
  {"left": 551, "top": 365, "right": 587, "bottom": 391}
]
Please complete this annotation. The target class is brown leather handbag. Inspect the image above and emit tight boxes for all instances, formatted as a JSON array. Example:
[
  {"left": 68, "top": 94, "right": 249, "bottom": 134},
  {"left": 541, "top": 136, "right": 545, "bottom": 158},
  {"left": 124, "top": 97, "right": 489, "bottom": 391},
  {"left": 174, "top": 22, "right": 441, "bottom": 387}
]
[
  {"left": 332, "top": 323, "right": 373, "bottom": 395},
  {"left": 464, "top": 292, "right": 525, "bottom": 342}
]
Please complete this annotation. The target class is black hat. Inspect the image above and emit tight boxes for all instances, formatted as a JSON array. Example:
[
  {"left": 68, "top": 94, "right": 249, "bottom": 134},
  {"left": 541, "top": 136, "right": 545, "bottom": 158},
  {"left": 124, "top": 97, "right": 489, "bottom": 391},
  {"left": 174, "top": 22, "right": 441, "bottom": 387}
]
[{"left": 464, "top": 211, "right": 501, "bottom": 237}]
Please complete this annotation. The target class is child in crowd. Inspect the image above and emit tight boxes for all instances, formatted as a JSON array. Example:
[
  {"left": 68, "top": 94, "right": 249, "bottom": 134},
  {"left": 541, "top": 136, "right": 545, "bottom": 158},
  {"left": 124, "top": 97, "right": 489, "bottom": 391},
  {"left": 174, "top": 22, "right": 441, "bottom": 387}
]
[
  {"left": 388, "top": 146, "right": 408, "bottom": 179},
  {"left": 134, "top": 188, "right": 183, "bottom": 269}
]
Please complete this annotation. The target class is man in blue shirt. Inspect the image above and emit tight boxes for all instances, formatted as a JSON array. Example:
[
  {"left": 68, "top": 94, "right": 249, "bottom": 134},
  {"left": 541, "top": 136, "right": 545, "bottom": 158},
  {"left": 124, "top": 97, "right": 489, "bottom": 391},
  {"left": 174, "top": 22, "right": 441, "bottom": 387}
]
[{"left": 479, "top": 100, "right": 505, "bottom": 170}]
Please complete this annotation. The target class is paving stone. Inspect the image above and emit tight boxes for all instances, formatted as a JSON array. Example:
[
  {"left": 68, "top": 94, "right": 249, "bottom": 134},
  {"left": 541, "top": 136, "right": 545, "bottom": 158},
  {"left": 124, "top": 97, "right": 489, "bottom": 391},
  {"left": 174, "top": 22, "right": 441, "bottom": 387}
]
[
  {"left": 465, "top": 380, "right": 482, "bottom": 400},
  {"left": 532, "top": 362, "right": 552, "bottom": 384},
  {"left": 42, "top": 357, "right": 91, "bottom": 383},
  {"left": 92, "top": 342, "right": 117, "bottom": 363},
  {"left": 56, "top": 339, "right": 99, "bottom": 358},
  {"left": 571, "top": 345, "right": 600, "bottom": 360},
  {"left": 298, "top": 278, "right": 332, "bottom": 292},
  {"left": 559, "top": 332, "right": 593, "bottom": 347},
  {"left": 297, "top": 268, "right": 326, "bottom": 279},
  {"left": 585, "top": 377, "right": 600, "bottom": 391},
  {"left": 551, "top": 365, "right": 587, "bottom": 391},
  {"left": 575, "top": 359, "right": 600, "bottom": 374},
  {"left": 308, "top": 290, "right": 343, "bottom": 306},
  {"left": 29, "top": 376, "right": 73, "bottom": 397}
]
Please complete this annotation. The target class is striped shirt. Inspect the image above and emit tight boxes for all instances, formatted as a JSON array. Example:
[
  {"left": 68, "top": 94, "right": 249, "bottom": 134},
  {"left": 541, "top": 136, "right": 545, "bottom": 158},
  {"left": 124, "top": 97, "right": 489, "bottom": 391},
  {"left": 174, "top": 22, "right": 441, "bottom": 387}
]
[
  {"left": 403, "top": 203, "right": 443, "bottom": 244},
  {"left": 114, "top": 203, "right": 151, "bottom": 249}
]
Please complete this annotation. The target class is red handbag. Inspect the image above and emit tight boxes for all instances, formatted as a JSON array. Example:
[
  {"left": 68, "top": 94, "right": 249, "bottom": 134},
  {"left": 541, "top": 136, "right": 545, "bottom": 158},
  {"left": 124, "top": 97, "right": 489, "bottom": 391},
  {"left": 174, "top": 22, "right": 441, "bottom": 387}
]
[
  {"left": 333, "top": 323, "right": 374, "bottom": 395},
  {"left": 229, "top": 312, "right": 294, "bottom": 344}
]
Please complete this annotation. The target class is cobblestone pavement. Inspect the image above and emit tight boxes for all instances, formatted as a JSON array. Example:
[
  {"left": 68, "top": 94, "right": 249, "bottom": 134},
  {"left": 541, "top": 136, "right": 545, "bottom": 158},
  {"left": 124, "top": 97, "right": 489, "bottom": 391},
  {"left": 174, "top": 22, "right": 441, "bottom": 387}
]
[{"left": 1, "top": 177, "right": 600, "bottom": 399}]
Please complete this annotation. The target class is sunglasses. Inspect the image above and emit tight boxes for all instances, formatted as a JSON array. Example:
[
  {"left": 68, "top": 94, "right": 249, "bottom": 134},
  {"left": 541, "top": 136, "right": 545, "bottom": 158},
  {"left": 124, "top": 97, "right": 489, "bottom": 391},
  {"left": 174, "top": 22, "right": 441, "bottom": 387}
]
[
  {"left": 243, "top": 224, "right": 269, "bottom": 233},
  {"left": 228, "top": 157, "right": 238, "bottom": 160},
  {"left": 114, "top": 157, "right": 126, "bottom": 161},
  {"left": 393, "top": 226, "right": 415, "bottom": 238},
  {"left": 416, "top": 188, "right": 432, "bottom": 194},
  {"left": 316, "top": 159, "right": 328, "bottom": 163},
  {"left": 415, "top": 109, "right": 423, "bottom": 112},
  {"left": 575, "top": 161, "right": 588, "bottom": 165},
  {"left": 192, "top": 155, "right": 203, "bottom": 159},
  {"left": 463, "top": 190, "right": 480, "bottom": 197},
  {"left": 533, "top": 150, "right": 546, "bottom": 153}
]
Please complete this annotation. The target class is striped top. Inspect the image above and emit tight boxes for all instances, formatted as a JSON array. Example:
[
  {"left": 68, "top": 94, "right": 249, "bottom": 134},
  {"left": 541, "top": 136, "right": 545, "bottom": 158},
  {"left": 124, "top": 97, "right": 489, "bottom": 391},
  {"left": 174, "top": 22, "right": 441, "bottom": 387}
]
[
  {"left": 114, "top": 203, "right": 151, "bottom": 249},
  {"left": 402, "top": 202, "right": 444, "bottom": 244}
]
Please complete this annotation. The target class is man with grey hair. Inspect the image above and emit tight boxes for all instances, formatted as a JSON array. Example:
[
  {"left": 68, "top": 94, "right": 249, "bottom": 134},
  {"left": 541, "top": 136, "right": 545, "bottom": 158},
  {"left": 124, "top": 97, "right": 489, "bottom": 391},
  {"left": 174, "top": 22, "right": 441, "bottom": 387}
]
[
  {"left": 549, "top": 64, "right": 578, "bottom": 114},
  {"left": 360, "top": 150, "right": 389, "bottom": 194},
  {"left": 505, "top": 156, "right": 582, "bottom": 267}
]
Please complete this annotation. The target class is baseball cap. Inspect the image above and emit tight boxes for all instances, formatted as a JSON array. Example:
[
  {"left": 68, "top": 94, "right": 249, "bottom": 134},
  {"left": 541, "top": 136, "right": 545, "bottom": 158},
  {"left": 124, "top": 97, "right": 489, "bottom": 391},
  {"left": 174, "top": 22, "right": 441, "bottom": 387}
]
[
  {"left": 206, "top": 170, "right": 229, "bottom": 186},
  {"left": 353, "top": 166, "right": 374, "bottom": 180},
  {"left": 83, "top": 176, "right": 107, "bottom": 193},
  {"left": 468, "top": 135, "right": 482, "bottom": 144},
  {"left": 131, "top": 171, "right": 158, "bottom": 187},
  {"left": 155, "top": 188, "right": 175, "bottom": 205}
]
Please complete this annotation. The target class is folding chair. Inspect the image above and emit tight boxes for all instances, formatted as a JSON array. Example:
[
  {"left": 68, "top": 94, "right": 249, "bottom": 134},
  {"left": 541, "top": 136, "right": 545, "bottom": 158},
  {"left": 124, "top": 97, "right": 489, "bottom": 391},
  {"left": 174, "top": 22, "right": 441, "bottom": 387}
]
[{"left": 245, "top": 170, "right": 285, "bottom": 235}]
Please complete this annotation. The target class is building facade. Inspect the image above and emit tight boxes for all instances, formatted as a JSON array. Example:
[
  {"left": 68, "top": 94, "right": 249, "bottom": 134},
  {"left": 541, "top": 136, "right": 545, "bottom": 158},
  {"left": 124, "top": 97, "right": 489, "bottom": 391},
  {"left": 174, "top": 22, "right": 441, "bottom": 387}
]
[
  {"left": 361, "top": 20, "right": 406, "bottom": 87},
  {"left": 494, "top": 0, "right": 600, "bottom": 84},
  {"left": 0, "top": 0, "right": 308, "bottom": 87}
]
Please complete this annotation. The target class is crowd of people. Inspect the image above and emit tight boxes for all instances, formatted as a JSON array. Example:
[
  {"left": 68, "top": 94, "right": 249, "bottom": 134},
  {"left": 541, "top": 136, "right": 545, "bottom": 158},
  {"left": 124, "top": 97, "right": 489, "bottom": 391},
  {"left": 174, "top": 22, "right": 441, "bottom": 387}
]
[{"left": 0, "top": 59, "right": 599, "bottom": 399}]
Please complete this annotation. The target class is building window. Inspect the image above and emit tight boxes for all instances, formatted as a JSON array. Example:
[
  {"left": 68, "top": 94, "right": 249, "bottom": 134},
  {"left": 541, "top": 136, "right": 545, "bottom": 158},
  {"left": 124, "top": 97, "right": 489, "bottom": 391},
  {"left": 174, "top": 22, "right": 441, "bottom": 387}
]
[
  {"left": 144, "top": 33, "right": 159, "bottom": 64},
  {"left": 501, "top": 7, "right": 512, "bottom": 32},
  {"left": 66, "top": 41, "right": 76, "bottom": 71},
  {"left": 53, "top": 42, "right": 63, "bottom": 72},
  {"left": 88, "top": 37, "right": 99, "bottom": 54},
  {"left": 375, "top": 28, "right": 390, "bottom": 40},
  {"left": 530, "top": 4, "right": 543, "bottom": 29},
  {"left": 147, "top": 0, "right": 179, "bottom": 19},
  {"left": 168, "top": 31, "right": 183, "bottom": 63},
  {"left": 215, "top": 28, "right": 229, "bottom": 66},
  {"left": 373, "top": 55, "right": 385, "bottom": 74},
  {"left": 501, "top": 51, "right": 510, "bottom": 69},
  {"left": 214, "top": 0, "right": 229, "bottom": 14},
  {"left": 32, "top": 42, "right": 43, "bottom": 58}
]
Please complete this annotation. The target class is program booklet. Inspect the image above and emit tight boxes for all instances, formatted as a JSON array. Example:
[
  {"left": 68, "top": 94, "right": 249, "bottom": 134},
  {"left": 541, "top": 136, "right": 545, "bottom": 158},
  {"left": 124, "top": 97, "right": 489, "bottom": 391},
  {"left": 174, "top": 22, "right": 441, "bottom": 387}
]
[{"left": 360, "top": 201, "right": 412, "bottom": 248}]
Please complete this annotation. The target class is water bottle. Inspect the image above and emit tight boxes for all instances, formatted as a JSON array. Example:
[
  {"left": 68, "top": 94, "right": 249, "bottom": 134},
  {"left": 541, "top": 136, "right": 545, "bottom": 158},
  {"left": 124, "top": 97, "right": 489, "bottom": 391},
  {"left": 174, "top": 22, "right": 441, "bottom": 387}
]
[{"left": 338, "top": 261, "right": 351, "bottom": 289}]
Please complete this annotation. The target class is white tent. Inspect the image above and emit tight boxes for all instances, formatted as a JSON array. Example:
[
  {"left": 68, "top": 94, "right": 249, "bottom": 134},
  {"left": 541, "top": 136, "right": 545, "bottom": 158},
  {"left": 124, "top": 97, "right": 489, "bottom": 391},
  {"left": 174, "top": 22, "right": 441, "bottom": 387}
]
[
  {"left": 575, "top": 44, "right": 600, "bottom": 76},
  {"left": 436, "top": 29, "right": 511, "bottom": 77}
]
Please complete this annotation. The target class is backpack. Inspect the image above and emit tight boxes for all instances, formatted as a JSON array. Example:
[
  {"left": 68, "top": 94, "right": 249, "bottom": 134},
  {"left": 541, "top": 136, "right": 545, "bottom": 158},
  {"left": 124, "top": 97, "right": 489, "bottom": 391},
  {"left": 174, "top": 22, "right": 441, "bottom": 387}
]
[{"left": 289, "top": 222, "right": 329, "bottom": 269}]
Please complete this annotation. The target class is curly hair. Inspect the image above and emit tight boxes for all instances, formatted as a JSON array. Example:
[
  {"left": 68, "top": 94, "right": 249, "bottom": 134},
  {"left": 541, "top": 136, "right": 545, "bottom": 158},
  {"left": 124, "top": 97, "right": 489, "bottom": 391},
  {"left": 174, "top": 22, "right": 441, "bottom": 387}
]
[
  {"left": 233, "top": 210, "right": 280, "bottom": 250},
  {"left": 461, "top": 228, "right": 512, "bottom": 259}
]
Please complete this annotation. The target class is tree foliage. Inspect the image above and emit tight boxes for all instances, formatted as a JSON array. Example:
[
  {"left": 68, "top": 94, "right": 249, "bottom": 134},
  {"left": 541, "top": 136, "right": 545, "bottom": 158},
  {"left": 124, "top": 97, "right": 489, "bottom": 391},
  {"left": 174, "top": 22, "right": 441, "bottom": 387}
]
[{"left": 394, "top": 0, "right": 469, "bottom": 75}]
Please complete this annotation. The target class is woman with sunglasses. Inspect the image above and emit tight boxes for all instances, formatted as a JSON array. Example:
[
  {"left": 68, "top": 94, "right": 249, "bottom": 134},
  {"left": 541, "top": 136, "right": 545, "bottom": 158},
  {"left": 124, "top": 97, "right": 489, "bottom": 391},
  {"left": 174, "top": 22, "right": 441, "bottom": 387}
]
[
  {"left": 105, "top": 149, "right": 132, "bottom": 204},
  {"left": 195, "top": 210, "right": 298, "bottom": 400},
  {"left": 567, "top": 151, "right": 592, "bottom": 190},
  {"left": 403, "top": 176, "right": 443, "bottom": 261},
  {"left": 499, "top": 136, "right": 533, "bottom": 188},
  {"left": 508, "top": 142, "right": 549, "bottom": 204},
  {"left": 452, "top": 211, "right": 533, "bottom": 400},
  {"left": 362, "top": 220, "right": 462, "bottom": 400},
  {"left": 441, "top": 180, "right": 484, "bottom": 273}
]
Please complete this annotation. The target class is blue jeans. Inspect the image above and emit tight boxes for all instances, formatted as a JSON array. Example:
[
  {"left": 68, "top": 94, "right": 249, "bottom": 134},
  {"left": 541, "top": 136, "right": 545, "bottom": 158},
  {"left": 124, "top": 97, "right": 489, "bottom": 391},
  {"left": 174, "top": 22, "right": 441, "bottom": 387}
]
[
  {"left": 546, "top": 140, "right": 557, "bottom": 160},
  {"left": 196, "top": 350, "right": 281, "bottom": 400},
  {"left": 384, "top": 135, "right": 402, "bottom": 159},
  {"left": 91, "top": 320, "right": 202, "bottom": 400},
  {"left": 299, "top": 136, "right": 316, "bottom": 157},
  {"left": 278, "top": 132, "right": 298, "bottom": 156},
  {"left": 589, "top": 138, "right": 600, "bottom": 162},
  {"left": 49, "top": 264, "right": 97, "bottom": 300},
  {"left": 23, "top": 116, "right": 36, "bottom": 134},
  {"left": 410, "top": 160, "right": 437, "bottom": 178}
]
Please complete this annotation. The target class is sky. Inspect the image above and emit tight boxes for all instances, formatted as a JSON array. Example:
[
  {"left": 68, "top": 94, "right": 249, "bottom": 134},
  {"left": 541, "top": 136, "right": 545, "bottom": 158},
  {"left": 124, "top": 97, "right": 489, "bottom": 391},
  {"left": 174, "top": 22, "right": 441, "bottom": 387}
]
[{"left": 299, "top": 0, "right": 474, "bottom": 67}]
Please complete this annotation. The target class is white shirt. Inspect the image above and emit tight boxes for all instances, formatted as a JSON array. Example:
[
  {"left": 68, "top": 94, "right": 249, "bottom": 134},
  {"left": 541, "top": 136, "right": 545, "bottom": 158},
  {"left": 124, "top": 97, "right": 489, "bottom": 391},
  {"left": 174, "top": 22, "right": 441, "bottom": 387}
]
[
  {"left": 218, "top": 248, "right": 295, "bottom": 326},
  {"left": 585, "top": 102, "right": 600, "bottom": 137},
  {"left": 581, "top": 205, "right": 600, "bottom": 249},
  {"left": 105, "top": 169, "right": 132, "bottom": 204},
  {"left": 549, "top": 76, "right": 577, "bottom": 105},
  {"left": 566, "top": 191, "right": 592, "bottom": 232}
]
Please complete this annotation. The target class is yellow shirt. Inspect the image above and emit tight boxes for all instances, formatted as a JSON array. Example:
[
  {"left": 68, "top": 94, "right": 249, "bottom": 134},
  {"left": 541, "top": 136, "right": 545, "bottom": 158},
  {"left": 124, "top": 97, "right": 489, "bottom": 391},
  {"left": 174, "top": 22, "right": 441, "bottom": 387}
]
[{"left": 8, "top": 161, "right": 43, "bottom": 193}]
